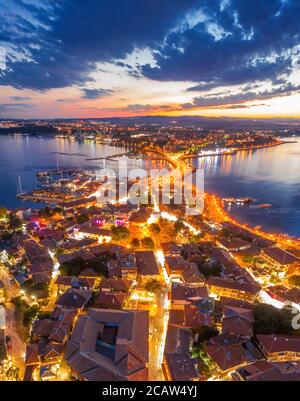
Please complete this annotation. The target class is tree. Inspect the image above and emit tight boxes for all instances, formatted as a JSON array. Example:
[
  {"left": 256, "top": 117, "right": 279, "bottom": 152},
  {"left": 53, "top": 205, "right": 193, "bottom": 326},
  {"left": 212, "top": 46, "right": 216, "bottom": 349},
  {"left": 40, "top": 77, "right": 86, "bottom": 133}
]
[
  {"left": 39, "top": 206, "right": 53, "bottom": 218},
  {"left": 11, "top": 296, "right": 27, "bottom": 309},
  {"left": 197, "top": 262, "right": 222, "bottom": 278},
  {"left": 190, "top": 233, "right": 204, "bottom": 243},
  {"left": 60, "top": 257, "right": 85, "bottom": 276},
  {"left": 23, "top": 304, "right": 40, "bottom": 327},
  {"left": 159, "top": 218, "right": 174, "bottom": 237},
  {"left": 110, "top": 225, "right": 130, "bottom": 241},
  {"left": 55, "top": 247, "right": 65, "bottom": 257},
  {"left": 76, "top": 214, "right": 89, "bottom": 224},
  {"left": 193, "top": 326, "right": 219, "bottom": 345},
  {"left": 131, "top": 238, "right": 140, "bottom": 248},
  {"left": 243, "top": 255, "right": 255, "bottom": 265},
  {"left": 60, "top": 256, "right": 109, "bottom": 277},
  {"left": 174, "top": 220, "right": 185, "bottom": 234},
  {"left": 253, "top": 304, "right": 299, "bottom": 335},
  {"left": 0, "top": 207, "right": 7, "bottom": 220},
  {"left": 23, "top": 279, "right": 49, "bottom": 294},
  {"left": 8, "top": 214, "right": 22, "bottom": 230},
  {"left": 289, "top": 276, "right": 300, "bottom": 288},
  {"left": 53, "top": 206, "right": 63, "bottom": 215},
  {"left": 219, "top": 228, "right": 230, "bottom": 238},
  {"left": 141, "top": 237, "right": 154, "bottom": 249},
  {"left": 149, "top": 223, "right": 161, "bottom": 234},
  {"left": 144, "top": 279, "right": 162, "bottom": 294}
]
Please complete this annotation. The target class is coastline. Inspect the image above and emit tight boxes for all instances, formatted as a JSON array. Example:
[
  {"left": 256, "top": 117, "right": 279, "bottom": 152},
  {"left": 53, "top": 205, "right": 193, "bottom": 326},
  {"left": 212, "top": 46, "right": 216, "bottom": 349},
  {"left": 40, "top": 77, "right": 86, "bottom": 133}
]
[
  {"left": 3, "top": 135, "right": 297, "bottom": 238},
  {"left": 179, "top": 139, "right": 287, "bottom": 160},
  {"left": 208, "top": 194, "right": 300, "bottom": 250},
  {"left": 159, "top": 143, "right": 300, "bottom": 247}
]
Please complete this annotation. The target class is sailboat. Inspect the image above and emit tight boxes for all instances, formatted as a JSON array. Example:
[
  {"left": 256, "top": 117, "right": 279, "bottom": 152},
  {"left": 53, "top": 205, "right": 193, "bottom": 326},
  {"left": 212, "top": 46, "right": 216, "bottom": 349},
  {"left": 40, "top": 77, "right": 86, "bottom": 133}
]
[{"left": 16, "top": 176, "right": 27, "bottom": 197}]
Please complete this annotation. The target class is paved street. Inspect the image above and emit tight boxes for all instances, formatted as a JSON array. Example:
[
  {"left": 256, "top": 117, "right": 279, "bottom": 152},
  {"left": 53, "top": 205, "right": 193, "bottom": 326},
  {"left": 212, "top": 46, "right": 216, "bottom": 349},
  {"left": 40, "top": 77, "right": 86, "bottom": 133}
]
[{"left": 0, "top": 265, "right": 25, "bottom": 377}]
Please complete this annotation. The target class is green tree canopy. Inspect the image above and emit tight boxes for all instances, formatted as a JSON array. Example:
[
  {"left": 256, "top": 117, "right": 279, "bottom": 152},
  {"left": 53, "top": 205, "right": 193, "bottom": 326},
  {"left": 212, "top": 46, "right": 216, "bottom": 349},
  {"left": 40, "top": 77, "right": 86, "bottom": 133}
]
[
  {"left": 253, "top": 304, "right": 299, "bottom": 335},
  {"left": 131, "top": 238, "right": 140, "bottom": 248},
  {"left": 141, "top": 237, "right": 155, "bottom": 249},
  {"left": 149, "top": 223, "right": 161, "bottom": 234},
  {"left": 144, "top": 279, "right": 162, "bottom": 294},
  {"left": 110, "top": 225, "right": 130, "bottom": 241},
  {"left": 0, "top": 207, "right": 7, "bottom": 220},
  {"left": 289, "top": 276, "right": 300, "bottom": 288}
]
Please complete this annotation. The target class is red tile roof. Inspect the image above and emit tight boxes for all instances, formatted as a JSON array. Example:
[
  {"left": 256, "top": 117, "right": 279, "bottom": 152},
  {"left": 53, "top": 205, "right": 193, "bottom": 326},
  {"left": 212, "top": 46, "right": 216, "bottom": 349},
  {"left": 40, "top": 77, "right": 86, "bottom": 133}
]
[
  {"left": 208, "top": 276, "right": 260, "bottom": 295},
  {"left": 96, "top": 291, "right": 127, "bottom": 309},
  {"left": 257, "top": 334, "right": 300, "bottom": 355},
  {"left": 204, "top": 334, "right": 253, "bottom": 372},
  {"left": 171, "top": 282, "right": 208, "bottom": 302},
  {"left": 164, "top": 353, "right": 199, "bottom": 381},
  {"left": 135, "top": 251, "right": 160, "bottom": 276},
  {"left": 55, "top": 288, "right": 91, "bottom": 310},
  {"left": 25, "top": 343, "right": 40, "bottom": 365},
  {"left": 262, "top": 247, "right": 300, "bottom": 265},
  {"left": 65, "top": 308, "right": 149, "bottom": 381}
]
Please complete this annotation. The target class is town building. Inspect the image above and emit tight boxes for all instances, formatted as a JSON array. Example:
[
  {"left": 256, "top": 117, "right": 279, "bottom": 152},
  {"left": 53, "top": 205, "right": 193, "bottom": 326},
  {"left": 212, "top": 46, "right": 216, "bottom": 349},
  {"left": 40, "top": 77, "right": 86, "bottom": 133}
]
[
  {"left": 65, "top": 308, "right": 149, "bottom": 381},
  {"left": 260, "top": 247, "right": 300, "bottom": 272}
]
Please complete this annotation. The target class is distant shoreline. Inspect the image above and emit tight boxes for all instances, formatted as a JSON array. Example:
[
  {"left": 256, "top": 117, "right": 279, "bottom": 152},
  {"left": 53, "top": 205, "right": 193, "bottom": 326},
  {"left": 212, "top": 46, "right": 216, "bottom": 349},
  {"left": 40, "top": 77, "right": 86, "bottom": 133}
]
[{"left": 180, "top": 139, "right": 289, "bottom": 161}]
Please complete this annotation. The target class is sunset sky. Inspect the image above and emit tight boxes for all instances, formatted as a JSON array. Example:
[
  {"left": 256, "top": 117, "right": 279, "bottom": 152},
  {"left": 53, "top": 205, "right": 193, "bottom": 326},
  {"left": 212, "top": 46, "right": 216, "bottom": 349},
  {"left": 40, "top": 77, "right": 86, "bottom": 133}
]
[{"left": 1, "top": 0, "right": 300, "bottom": 119}]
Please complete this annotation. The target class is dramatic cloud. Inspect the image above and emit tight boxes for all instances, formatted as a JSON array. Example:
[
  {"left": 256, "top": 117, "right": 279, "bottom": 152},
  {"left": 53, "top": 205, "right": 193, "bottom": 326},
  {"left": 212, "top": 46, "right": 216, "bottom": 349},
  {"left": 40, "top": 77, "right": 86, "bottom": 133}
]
[
  {"left": 0, "top": 0, "right": 198, "bottom": 90},
  {"left": 185, "top": 82, "right": 300, "bottom": 108},
  {"left": 1, "top": 0, "right": 300, "bottom": 117},
  {"left": 142, "top": 0, "right": 300, "bottom": 89}
]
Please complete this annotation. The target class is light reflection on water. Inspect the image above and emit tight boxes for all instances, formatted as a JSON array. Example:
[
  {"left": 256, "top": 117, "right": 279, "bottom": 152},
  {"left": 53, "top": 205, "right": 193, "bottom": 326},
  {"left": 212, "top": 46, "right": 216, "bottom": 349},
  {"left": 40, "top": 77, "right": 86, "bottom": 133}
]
[
  {"left": 0, "top": 135, "right": 167, "bottom": 210},
  {"left": 0, "top": 135, "right": 299, "bottom": 236},
  {"left": 190, "top": 138, "right": 300, "bottom": 236}
]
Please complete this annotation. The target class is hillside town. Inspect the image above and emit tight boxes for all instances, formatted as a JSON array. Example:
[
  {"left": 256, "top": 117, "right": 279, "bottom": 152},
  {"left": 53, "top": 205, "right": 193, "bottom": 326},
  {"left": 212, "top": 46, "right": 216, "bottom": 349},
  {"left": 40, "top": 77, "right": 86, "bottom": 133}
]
[{"left": 0, "top": 135, "right": 300, "bottom": 382}]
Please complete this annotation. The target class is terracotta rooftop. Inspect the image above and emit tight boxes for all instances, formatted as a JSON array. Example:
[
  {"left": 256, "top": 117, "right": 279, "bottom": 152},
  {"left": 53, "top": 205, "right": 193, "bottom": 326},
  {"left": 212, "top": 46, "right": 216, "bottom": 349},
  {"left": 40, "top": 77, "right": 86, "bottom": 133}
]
[
  {"left": 165, "top": 256, "right": 189, "bottom": 272},
  {"left": 164, "top": 354, "right": 199, "bottom": 381},
  {"left": 48, "top": 310, "right": 77, "bottom": 344},
  {"left": 129, "top": 208, "right": 152, "bottom": 223},
  {"left": 160, "top": 242, "right": 182, "bottom": 255},
  {"left": 184, "top": 303, "right": 213, "bottom": 329},
  {"left": 55, "top": 275, "right": 95, "bottom": 289},
  {"left": 55, "top": 288, "right": 92, "bottom": 310},
  {"left": 222, "top": 316, "right": 253, "bottom": 338},
  {"left": 25, "top": 343, "right": 40, "bottom": 365},
  {"left": 164, "top": 323, "right": 191, "bottom": 354},
  {"left": 100, "top": 278, "right": 132, "bottom": 292},
  {"left": 135, "top": 251, "right": 160, "bottom": 276},
  {"left": 257, "top": 334, "right": 300, "bottom": 355},
  {"left": 31, "top": 319, "right": 55, "bottom": 338},
  {"left": 171, "top": 282, "right": 208, "bottom": 302},
  {"left": 208, "top": 276, "right": 260, "bottom": 295},
  {"left": 234, "top": 360, "right": 300, "bottom": 381},
  {"left": 262, "top": 247, "right": 300, "bottom": 265},
  {"left": 96, "top": 291, "right": 127, "bottom": 309},
  {"left": 65, "top": 308, "right": 149, "bottom": 381},
  {"left": 204, "top": 334, "right": 254, "bottom": 372}
]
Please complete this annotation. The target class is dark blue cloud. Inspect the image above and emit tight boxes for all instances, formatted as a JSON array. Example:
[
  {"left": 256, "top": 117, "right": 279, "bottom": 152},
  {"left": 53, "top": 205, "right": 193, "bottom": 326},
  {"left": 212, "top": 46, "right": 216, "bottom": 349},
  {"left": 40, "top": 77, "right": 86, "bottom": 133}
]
[
  {"left": 81, "top": 88, "right": 114, "bottom": 99},
  {"left": 182, "top": 82, "right": 300, "bottom": 108},
  {"left": 142, "top": 0, "right": 300, "bottom": 88},
  {"left": 0, "top": 102, "right": 34, "bottom": 110},
  {"left": 9, "top": 95, "right": 31, "bottom": 101},
  {"left": 0, "top": 0, "right": 198, "bottom": 90},
  {"left": 1, "top": 0, "right": 300, "bottom": 93}
]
